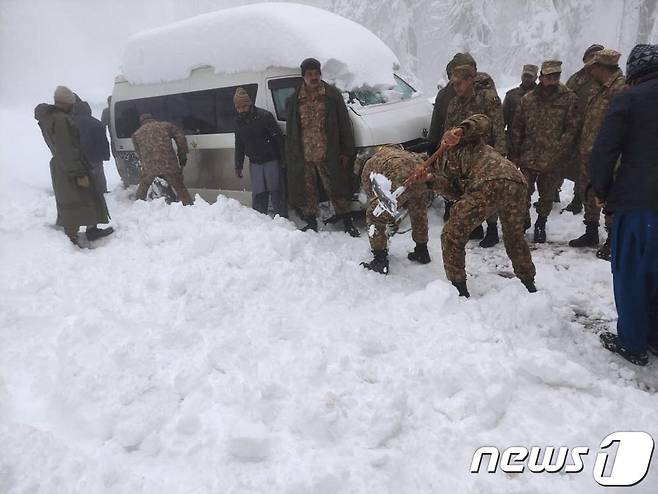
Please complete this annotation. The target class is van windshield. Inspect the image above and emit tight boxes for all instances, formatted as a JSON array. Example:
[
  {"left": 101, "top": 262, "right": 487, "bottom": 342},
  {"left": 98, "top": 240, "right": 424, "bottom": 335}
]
[{"left": 348, "top": 75, "right": 416, "bottom": 107}]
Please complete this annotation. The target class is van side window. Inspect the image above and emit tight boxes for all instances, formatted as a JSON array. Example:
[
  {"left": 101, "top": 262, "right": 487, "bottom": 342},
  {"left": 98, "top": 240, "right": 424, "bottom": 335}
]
[
  {"left": 114, "top": 84, "right": 258, "bottom": 138},
  {"left": 268, "top": 77, "right": 303, "bottom": 121}
]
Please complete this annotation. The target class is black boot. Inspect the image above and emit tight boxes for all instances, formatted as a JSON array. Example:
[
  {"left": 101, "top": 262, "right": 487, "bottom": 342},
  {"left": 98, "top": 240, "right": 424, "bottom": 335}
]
[
  {"left": 524, "top": 216, "right": 531, "bottom": 231},
  {"left": 533, "top": 215, "right": 547, "bottom": 243},
  {"left": 443, "top": 199, "right": 452, "bottom": 222},
  {"left": 479, "top": 222, "right": 499, "bottom": 248},
  {"left": 596, "top": 231, "right": 611, "bottom": 261},
  {"left": 343, "top": 214, "right": 360, "bottom": 238},
  {"left": 553, "top": 188, "right": 561, "bottom": 203},
  {"left": 300, "top": 216, "right": 318, "bottom": 232},
  {"left": 85, "top": 226, "right": 114, "bottom": 242},
  {"left": 562, "top": 196, "right": 583, "bottom": 214},
  {"left": 569, "top": 222, "right": 599, "bottom": 248},
  {"left": 521, "top": 278, "right": 537, "bottom": 293},
  {"left": 407, "top": 242, "right": 431, "bottom": 264},
  {"left": 600, "top": 332, "right": 648, "bottom": 366},
  {"left": 452, "top": 280, "right": 470, "bottom": 298},
  {"left": 361, "top": 249, "right": 389, "bottom": 275},
  {"left": 469, "top": 224, "right": 484, "bottom": 240}
]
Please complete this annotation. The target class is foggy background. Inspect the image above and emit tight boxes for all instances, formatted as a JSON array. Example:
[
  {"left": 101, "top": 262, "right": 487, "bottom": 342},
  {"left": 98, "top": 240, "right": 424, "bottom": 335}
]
[{"left": 1, "top": 0, "right": 657, "bottom": 108}]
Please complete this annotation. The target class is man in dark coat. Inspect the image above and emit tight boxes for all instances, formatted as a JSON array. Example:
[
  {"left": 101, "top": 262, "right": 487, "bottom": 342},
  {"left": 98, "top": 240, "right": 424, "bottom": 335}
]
[
  {"left": 34, "top": 86, "right": 112, "bottom": 246},
  {"left": 503, "top": 64, "right": 538, "bottom": 153},
  {"left": 285, "top": 58, "right": 359, "bottom": 237},
  {"left": 73, "top": 100, "right": 110, "bottom": 194},
  {"left": 591, "top": 44, "right": 658, "bottom": 366},
  {"left": 233, "top": 87, "right": 287, "bottom": 217}
]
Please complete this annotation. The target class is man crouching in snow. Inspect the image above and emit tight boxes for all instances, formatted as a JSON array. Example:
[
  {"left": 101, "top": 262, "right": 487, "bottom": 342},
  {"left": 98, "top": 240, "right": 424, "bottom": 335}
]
[
  {"left": 415, "top": 114, "right": 537, "bottom": 298},
  {"left": 34, "top": 86, "right": 113, "bottom": 246},
  {"left": 360, "top": 146, "right": 432, "bottom": 274}
]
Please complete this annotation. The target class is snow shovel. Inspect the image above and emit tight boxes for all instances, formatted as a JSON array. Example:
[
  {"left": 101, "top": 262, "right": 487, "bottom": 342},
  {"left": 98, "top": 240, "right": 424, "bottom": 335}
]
[{"left": 370, "top": 142, "right": 449, "bottom": 218}]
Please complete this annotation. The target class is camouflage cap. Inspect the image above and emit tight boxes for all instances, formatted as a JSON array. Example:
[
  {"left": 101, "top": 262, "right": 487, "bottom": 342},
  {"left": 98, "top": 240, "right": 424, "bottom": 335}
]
[
  {"left": 585, "top": 48, "right": 621, "bottom": 67},
  {"left": 458, "top": 114, "right": 491, "bottom": 141},
  {"left": 451, "top": 52, "right": 477, "bottom": 69},
  {"left": 450, "top": 64, "right": 476, "bottom": 79},
  {"left": 540, "top": 60, "right": 562, "bottom": 75},
  {"left": 522, "top": 64, "right": 539, "bottom": 77},
  {"left": 583, "top": 44, "right": 604, "bottom": 62}
]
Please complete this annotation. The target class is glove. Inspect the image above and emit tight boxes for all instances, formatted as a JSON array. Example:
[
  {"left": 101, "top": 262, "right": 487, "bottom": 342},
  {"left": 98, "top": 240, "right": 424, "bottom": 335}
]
[
  {"left": 76, "top": 175, "right": 90, "bottom": 188},
  {"left": 178, "top": 153, "right": 187, "bottom": 168}
]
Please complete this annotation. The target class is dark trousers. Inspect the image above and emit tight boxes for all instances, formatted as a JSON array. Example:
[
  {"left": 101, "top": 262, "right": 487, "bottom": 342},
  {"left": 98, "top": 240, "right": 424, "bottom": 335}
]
[{"left": 611, "top": 210, "right": 658, "bottom": 352}]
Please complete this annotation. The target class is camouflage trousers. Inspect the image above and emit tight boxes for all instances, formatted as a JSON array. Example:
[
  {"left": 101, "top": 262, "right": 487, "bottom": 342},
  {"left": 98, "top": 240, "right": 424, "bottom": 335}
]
[
  {"left": 521, "top": 168, "right": 562, "bottom": 219},
  {"left": 366, "top": 193, "right": 430, "bottom": 251},
  {"left": 302, "top": 160, "right": 350, "bottom": 217},
  {"left": 441, "top": 180, "right": 536, "bottom": 283},
  {"left": 579, "top": 155, "right": 612, "bottom": 227},
  {"left": 135, "top": 171, "right": 193, "bottom": 206}
]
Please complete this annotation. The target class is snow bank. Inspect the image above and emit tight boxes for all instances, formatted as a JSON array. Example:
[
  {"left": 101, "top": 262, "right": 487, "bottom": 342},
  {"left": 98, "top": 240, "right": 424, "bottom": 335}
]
[{"left": 120, "top": 2, "right": 400, "bottom": 90}]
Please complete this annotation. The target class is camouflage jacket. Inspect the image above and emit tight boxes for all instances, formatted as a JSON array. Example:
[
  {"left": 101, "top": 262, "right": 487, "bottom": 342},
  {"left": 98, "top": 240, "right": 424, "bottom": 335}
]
[
  {"left": 298, "top": 82, "right": 328, "bottom": 162},
  {"left": 566, "top": 66, "right": 599, "bottom": 117},
  {"left": 444, "top": 85, "right": 507, "bottom": 156},
  {"left": 578, "top": 70, "right": 627, "bottom": 157},
  {"left": 132, "top": 120, "right": 188, "bottom": 175},
  {"left": 362, "top": 146, "right": 427, "bottom": 208},
  {"left": 510, "top": 84, "right": 579, "bottom": 172},
  {"left": 503, "top": 84, "right": 536, "bottom": 130}
]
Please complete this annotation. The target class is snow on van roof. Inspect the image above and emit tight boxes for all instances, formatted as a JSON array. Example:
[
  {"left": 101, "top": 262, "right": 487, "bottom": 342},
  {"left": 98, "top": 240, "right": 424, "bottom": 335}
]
[{"left": 120, "top": 2, "right": 400, "bottom": 90}]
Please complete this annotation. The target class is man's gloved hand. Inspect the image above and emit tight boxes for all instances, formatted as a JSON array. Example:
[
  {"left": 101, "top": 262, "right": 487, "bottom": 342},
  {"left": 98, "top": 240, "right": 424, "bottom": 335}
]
[
  {"left": 178, "top": 153, "right": 187, "bottom": 168},
  {"left": 76, "top": 175, "right": 90, "bottom": 188},
  {"left": 235, "top": 168, "right": 243, "bottom": 178}
]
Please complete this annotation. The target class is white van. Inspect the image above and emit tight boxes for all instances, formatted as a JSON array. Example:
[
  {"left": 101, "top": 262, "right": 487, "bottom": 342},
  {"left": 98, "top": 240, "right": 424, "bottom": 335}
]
[{"left": 109, "top": 3, "right": 432, "bottom": 204}]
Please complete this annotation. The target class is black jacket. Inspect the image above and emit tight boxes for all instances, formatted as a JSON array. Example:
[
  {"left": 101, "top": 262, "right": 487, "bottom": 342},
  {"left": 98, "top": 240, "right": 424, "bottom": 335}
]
[
  {"left": 234, "top": 107, "right": 284, "bottom": 169},
  {"left": 590, "top": 73, "right": 658, "bottom": 213},
  {"left": 72, "top": 101, "right": 110, "bottom": 164}
]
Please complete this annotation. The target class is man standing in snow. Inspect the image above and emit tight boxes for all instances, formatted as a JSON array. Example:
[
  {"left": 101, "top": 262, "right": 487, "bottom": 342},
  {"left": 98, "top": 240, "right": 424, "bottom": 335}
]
[
  {"left": 131, "top": 114, "right": 193, "bottom": 205},
  {"left": 561, "top": 44, "right": 605, "bottom": 214},
  {"left": 285, "top": 57, "right": 359, "bottom": 237},
  {"left": 233, "top": 87, "right": 287, "bottom": 217},
  {"left": 510, "top": 60, "right": 579, "bottom": 243},
  {"left": 72, "top": 100, "right": 110, "bottom": 194},
  {"left": 569, "top": 49, "right": 626, "bottom": 259},
  {"left": 444, "top": 62, "right": 506, "bottom": 248},
  {"left": 502, "top": 64, "right": 538, "bottom": 153},
  {"left": 411, "top": 114, "right": 536, "bottom": 298},
  {"left": 360, "top": 146, "right": 432, "bottom": 275},
  {"left": 34, "top": 86, "right": 113, "bottom": 246},
  {"left": 591, "top": 44, "right": 658, "bottom": 367}
]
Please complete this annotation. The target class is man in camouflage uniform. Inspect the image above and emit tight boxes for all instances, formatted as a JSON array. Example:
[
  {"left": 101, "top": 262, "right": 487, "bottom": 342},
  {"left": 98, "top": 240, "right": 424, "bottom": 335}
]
[
  {"left": 420, "top": 114, "right": 536, "bottom": 298},
  {"left": 510, "top": 60, "right": 579, "bottom": 243},
  {"left": 561, "top": 44, "right": 605, "bottom": 213},
  {"left": 132, "top": 114, "right": 193, "bottom": 205},
  {"left": 360, "top": 146, "right": 432, "bottom": 274},
  {"left": 444, "top": 63, "right": 507, "bottom": 248},
  {"left": 568, "top": 49, "right": 627, "bottom": 259},
  {"left": 503, "top": 64, "right": 538, "bottom": 153}
]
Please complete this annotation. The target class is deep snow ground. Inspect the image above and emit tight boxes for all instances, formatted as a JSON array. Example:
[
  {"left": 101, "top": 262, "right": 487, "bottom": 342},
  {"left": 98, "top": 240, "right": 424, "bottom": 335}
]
[{"left": 1, "top": 107, "right": 657, "bottom": 493}]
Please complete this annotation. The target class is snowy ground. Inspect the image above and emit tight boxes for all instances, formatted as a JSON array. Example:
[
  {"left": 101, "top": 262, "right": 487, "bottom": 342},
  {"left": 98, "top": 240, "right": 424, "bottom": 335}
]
[{"left": 1, "top": 107, "right": 657, "bottom": 493}]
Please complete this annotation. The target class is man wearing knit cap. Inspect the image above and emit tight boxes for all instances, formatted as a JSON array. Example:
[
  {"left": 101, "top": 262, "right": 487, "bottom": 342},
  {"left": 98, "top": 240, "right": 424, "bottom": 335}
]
[
  {"left": 591, "top": 43, "right": 658, "bottom": 366},
  {"left": 131, "top": 114, "right": 192, "bottom": 205},
  {"left": 34, "top": 86, "right": 112, "bottom": 246},
  {"left": 233, "top": 87, "right": 287, "bottom": 217},
  {"left": 503, "top": 64, "right": 538, "bottom": 153},
  {"left": 444, "top": 57, "right": 506, "bottom": 248},
  {"left": 510, "top": 60, "right": 579, "bottom": 243},
  {"left": 285, "top": 57, "right": 359, "bottom": 237},
  {"left": 569, "top": 49, "right": 626, "bottom": 259},
  {"left": 561, "top": 43, "right": 605, "bottom": 214}
]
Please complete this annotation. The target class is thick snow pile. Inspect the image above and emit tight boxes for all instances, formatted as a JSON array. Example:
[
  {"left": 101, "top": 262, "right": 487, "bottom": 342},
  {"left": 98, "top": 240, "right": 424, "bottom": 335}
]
[
  {"left": 2, "top": 108, "right": 658, "bottom": 493},
  {"left": 120, "top": 2, "right": 400, "bottom": 90}
]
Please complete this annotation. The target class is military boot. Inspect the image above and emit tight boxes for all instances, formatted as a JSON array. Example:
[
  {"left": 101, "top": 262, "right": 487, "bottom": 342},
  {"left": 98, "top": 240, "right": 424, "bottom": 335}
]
[
  {"left": 469, "top": 224, "right": 484, "bottom": 240},
  {"left": 596, "top": 228, "right": 611, "bottom": 261},
  {"left": 479, "top": 222, "right": 500, "bottom": 248},
  {"left": 562, "top": 196, "right": 583, "bottom": 214},
  {"left": 452, "top": 280, "right": 470, "bottom": 298},
  {"left": 407, "top": 242, "right": 431, "bottom": 264},
  {"left": 533, "top": 215, "right": 547, "bottom": 243},
  {"left": 568, "top": 222, "right": 599, "bottom": 248},
  {"left": 300, "top": 216, "right": 318, "bottom": 232},
  {"left": 86, "top": 226, "right": 114, "bottom": 242},
  {"left": 361, "top": 249, "right": 389, "bottom": 275},
  {"left": 343, "top": 214, "right": 360, "bottom": 238},
  {"left": 521, "top": 278, "right": 537, "bottom": 293}
]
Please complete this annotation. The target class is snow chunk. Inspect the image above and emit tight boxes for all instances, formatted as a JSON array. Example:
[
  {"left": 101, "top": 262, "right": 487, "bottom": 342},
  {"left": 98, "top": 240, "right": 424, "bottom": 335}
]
[
  {"left": 121, "top": 2, "right": 399, "bottom": 90},
  {"left": 227, "top": 421, "right": 272, "bottom": 462}
]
